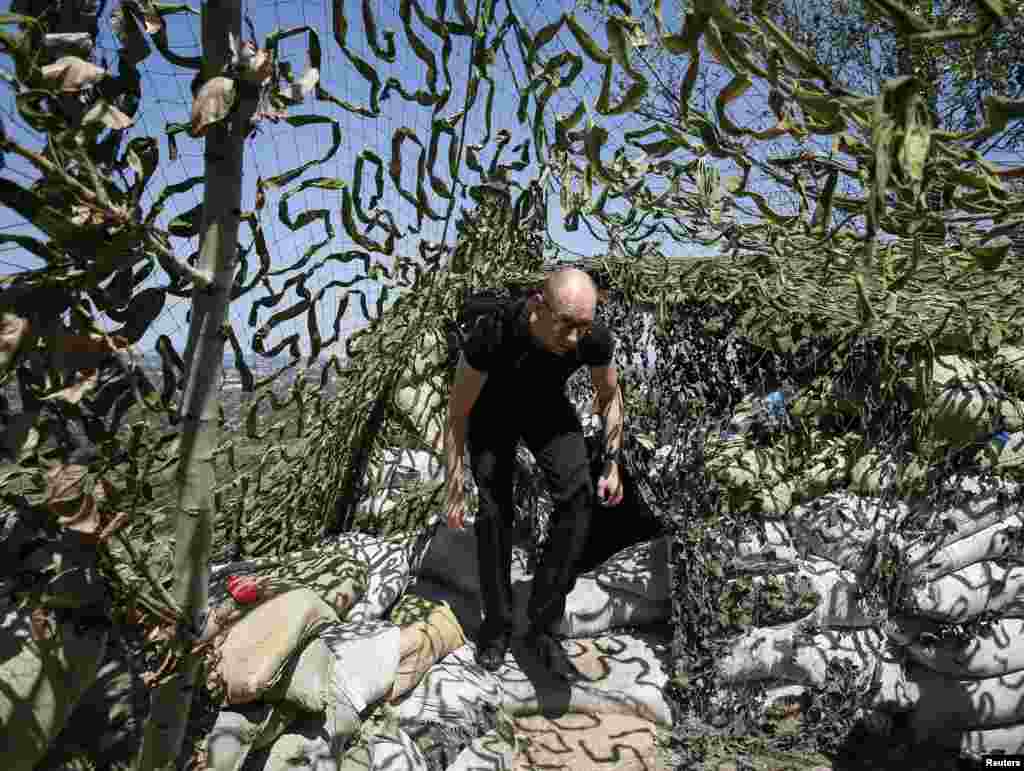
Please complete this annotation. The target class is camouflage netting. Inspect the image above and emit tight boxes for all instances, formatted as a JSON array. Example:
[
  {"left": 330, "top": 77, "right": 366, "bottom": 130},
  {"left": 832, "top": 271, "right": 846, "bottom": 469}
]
[{"left": 3, "top": 0, "right": 1024, "bottom": 766}]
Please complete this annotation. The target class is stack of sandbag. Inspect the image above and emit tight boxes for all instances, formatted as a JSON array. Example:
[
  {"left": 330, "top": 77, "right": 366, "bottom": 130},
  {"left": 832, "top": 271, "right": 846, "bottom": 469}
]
[
  {"left": 203, "top": 531, "right": 424, "bottom": 771},
  {"left": 200, "top": 514, "right": 675, "bottom": 770},
  {"left": 891, "top": 484, "right": 1024, "bottom": 757},
  {"left": 715, "top": 483, "right": 1024, "bottom": 760},
  {"left": 716, "top": 494, "right": 917, "bottom": 716},
  {"left": 389, "top": 526, "right": 673, "bottom": 770}
]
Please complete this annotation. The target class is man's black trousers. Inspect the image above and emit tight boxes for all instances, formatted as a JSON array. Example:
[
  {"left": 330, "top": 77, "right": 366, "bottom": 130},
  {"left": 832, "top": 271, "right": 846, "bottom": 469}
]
[{"left": 468, "top": 393, "right": 594, "bottom": 639}]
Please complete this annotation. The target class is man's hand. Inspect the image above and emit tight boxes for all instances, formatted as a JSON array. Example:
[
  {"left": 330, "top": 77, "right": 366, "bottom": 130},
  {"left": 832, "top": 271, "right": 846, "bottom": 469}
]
[
  {"left": 597, "top": 462, "right": 624, "bottom": 507},
  {"left": 446, "top": 492, "right": 467, "bottom": 529}
]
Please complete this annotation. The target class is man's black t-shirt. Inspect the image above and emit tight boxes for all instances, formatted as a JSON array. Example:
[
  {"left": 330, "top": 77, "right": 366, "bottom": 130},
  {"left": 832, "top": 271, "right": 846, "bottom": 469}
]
[{"left": 463, "top": 298, "right": 615, "bottom": 397}]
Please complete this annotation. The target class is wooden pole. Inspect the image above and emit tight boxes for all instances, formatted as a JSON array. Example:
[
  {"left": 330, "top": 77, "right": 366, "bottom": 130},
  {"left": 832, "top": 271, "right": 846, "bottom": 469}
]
[{"left": 134, "top": 1, "right": 257, "bottom": 767}]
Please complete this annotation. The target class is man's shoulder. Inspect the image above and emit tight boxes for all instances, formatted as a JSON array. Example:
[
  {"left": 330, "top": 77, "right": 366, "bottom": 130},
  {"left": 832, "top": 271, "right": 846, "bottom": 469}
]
[
  {"left": 462, "top": 295, "right": 528, "bottom": 371},
  {"left": 580, "top": 321, "right": 615, "bottom": 366}
]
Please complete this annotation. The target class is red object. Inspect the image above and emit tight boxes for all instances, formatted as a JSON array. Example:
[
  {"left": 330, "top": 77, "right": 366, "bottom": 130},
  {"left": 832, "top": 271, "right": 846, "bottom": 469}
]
[{"left": 226, "top": 574, "right": 261, "bottom": 604}]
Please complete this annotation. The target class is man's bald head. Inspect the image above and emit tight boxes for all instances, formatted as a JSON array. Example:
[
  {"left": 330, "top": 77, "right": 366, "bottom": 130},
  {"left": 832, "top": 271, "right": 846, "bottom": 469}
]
[{"left": 543, "top": 267, "right": 598, "bottom": 317}]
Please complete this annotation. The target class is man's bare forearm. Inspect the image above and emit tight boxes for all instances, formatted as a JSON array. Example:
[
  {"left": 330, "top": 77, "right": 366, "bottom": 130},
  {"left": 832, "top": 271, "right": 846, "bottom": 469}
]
[
  {"left": 598, "top": 385, "right": 624, "bottom": 455},
  {"left": 445, "top": 413, "right": 468, "bottom": 499}
]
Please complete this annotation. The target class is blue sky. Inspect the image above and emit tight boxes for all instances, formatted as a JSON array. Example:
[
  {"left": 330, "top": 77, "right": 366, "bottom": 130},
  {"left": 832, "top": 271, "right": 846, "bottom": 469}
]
[
  {"left": 0, "top": 0, "right": 671, "bottom": 362},
  {"left": 3, "top": 0, "right": 1019, "bottom": 366}
]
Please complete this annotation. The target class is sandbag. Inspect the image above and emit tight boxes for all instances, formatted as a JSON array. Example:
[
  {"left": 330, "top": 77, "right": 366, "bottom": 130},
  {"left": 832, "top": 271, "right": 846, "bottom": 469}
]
[
  {"left": 717, "top": 625, "right": 918, "bottom": 711},
  {"left": 535, "top": 575, "right": 670, "bottom": 639},
  {"left": 274, "top": 638, "right": 335, "bottom": 713},
  {"left": 789, "top": 494, "right": 905, "bottom": 576},
  {"left": 320, "top": 620, "right": 402, "bottom": 738},
  {"left": 332, "top": 533, "right": 414, "bottom": 621},
  {"left": 735, "top": 521, "right": 797, "bottom": 562},
  {"left": 256, "top": 714, "right": 338, "bottom": 771},
  {"left": 0, "top": 608, "right": 108, "bottom": 771},
  {"left": 356, "top": 723, "right": 429, "bottom": 771},
  {"left": 447, "top": 714, "right": 661, "bottom": 771},
  {"left": 209, "top": 545, "right": 368, "bottom": 622},
  {"left": 904, "top": 515, "right": 1024, "bottom": 581},
  {"left": 948, "top": 724, "right": 1024, "bottom": 757},
  {"left": 902, "top": 561, "right": 1024, "bottom": 623},
  {"left": 920, "top": 355, "right": 1004, "bottom": 444},
  {"left": 393, "top": 644, "right": 503, "bottom": 725},
  {"left": 792, "top": 558, "right": 883, "bottom": 629},
  {"left": 206, "top": 703, "right": 297, "bottom": 771},
  {"left": 906, "top": 619, "right": 1024, "bottom": 678},
  {"left": 910, "top": 669, "right": 1024, "bottom": 739},
  {"left": 388, "top": 592, "right": 466, "bottom": 703},
  {"left": 215, "top": 588, "right": 339, "bottom": 705},
  {"left": 904, "top": 494, "right": 1024, "bottom": 567},
  {"left": 495, "top": 632, "right": 674, "bottom": 726}
]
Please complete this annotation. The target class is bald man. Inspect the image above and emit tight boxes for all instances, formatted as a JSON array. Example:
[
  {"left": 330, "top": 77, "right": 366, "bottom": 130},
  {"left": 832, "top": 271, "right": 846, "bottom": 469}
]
[{"left": 444, "top": 268, "right": 625, "bottom": 673}]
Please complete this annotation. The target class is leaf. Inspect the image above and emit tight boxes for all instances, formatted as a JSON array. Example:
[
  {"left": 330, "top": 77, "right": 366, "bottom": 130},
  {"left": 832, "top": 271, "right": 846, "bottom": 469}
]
[
  {"left": 278, "top": 67, "right": 319, "bottom": 104},
  {"left": 110, "top": 288, "right": 165, "bottom": 343},
  {"left": 970, "top": 236, "right": 1011, "bottom": 271},
  {"left": 0, "top": 311, "right": 30, "bottom": 375},
  {"left": 189, "top": 76, "right": 236, "bottom": 138},
  {"left": 40, "top": 56, "right": 107, "bottom": 92},
  {"left": 110, "top": 2, "right": 152, "bottom": 64},
  {"left": 123, "top": 136, "right": 159, "bottom": 200},
  {"left": 82, "top": 99, "right": 135, "bottom": 131},
  {"left": 168, "top": 203, "right": 202, "bottom": 238},
  {"left": 41, "top": 369, "right": 100, "bottom": 405}
]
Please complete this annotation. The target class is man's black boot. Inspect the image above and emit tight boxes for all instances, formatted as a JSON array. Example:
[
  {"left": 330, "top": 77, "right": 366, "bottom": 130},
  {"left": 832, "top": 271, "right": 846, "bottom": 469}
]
[{"left": 475, "top": 630, "right": 511, "bottom": 672}]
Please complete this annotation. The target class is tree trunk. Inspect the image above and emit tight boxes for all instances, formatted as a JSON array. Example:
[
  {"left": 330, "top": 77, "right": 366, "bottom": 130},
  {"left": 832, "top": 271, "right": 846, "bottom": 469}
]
[{"left": 133, "top": 2, "right": 257, "bottom": 767}]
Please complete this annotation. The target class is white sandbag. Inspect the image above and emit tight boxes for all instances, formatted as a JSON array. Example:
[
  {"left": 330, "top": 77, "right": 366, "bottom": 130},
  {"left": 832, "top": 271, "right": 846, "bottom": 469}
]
[
  {"left": 206, "top": 703, "right": 297, "bottom": 771},
  {"left": 590, "top": 537, "right": 670, "bottom": 601},
  {"left": 393, "top": 644, "right": 503, "bottom": 725},
  {"left": 789, "top": 494, "right": 905, "bottom": 576},
  {"left": 539, "top": 538, "right": 670, "bottom": 638},
  {"left": 910, "top": 669, "right": 1024, "bottom": 739},
  {"left": 906, "top": 619, "right": 1024, "bottom": 678},
  {"left": 735, "top": 521, "right": 797, "bottom": 561},
  {"left": 904, "top": 495, "right": 1024, "bottom": 568},
  {"left": 717, "top": 624, "right": 918, "bottom": 712},
  {"left": 318, "top": 620, "right": 401, "bottom": 742},
  {"left": 332, "top": 532, "right": 414, "bottom": 621},
  {"left": 495, "top": 632, "right": 674, "bottom": 727},
  {"left": 799, "top": 558, "right": 883, "bottom": 629},
  {"left": 952, "top": 724, "right": 1024, "bottom": 756},
  {"left": 0, "top": 608, "right": 108, "bottom": 771},
  {"left": 905, "top": 516, "right": 1024, "bottom": 582},
  {"left": 882, "top": 615, "right": 944, "bottom": 646},
  {"left": 902, "top": 561, "right": 1024, "bottom": 623},
  {"left": 362, "top": 723, "right": 429, "bottom": 771}
]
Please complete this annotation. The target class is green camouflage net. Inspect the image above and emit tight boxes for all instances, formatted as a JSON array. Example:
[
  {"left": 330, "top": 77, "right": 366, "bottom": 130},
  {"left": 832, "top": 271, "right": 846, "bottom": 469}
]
[{"left": 2, "top": 0, "right": 1024, "bottom": 764}]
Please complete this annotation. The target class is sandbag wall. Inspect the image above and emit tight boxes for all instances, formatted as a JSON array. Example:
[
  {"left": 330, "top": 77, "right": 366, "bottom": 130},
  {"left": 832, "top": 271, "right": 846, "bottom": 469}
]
[
  {"left": 196, "top": 521, "right": 673, "bottom": 771},
  {"left": 701, "top": 349, "right": 1024, "bottom": 760}
]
